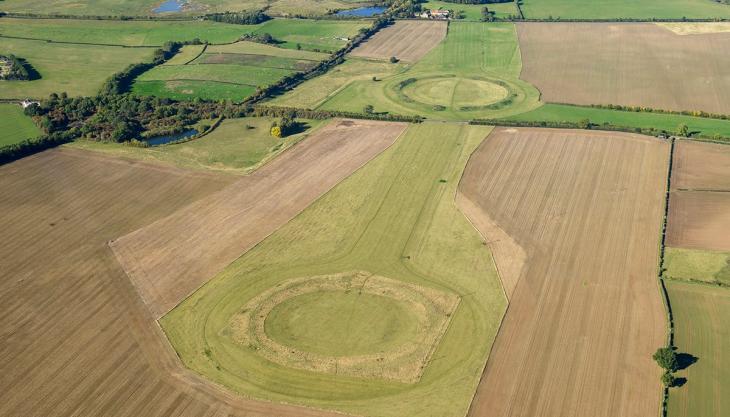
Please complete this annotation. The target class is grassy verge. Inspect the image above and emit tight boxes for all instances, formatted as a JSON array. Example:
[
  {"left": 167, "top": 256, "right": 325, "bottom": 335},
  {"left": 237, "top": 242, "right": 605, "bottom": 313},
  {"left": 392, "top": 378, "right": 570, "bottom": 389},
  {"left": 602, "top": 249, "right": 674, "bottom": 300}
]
[
  {"left": 666, "top": 281, "right": 730, "bottom": 417},
  {"left": 504, "top": 103, "right": 730, "bottom": 139},
  {"left": 0, "top": 104, "right": 42, "bottom": 147},
  {"left": 160, "top": 122, "right": 507, "bottom": 417},
  {"left": 68, "top": 117, "right": 325, "bottom": 173}
]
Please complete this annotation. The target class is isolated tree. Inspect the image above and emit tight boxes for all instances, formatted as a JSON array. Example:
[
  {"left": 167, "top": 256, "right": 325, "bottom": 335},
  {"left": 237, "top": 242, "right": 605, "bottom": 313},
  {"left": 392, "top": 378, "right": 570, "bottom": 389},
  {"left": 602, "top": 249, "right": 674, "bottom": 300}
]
[
  {"left": 270, "top": 125, "right": 282, "bottom": 138},
  {"left": 364, "top": 104, "right": 374, "bottom": 114},
  {"left": 389, "top": 56, "right": 399, "bottom": 63},
  {"left": 676, "top": 123, "right": 689, "bottom": 137},
  {"left": 661, "top": 371, "right": 676, "bottom": 387},
  {"left": 653, "top": 347, "right": 678, "bottom": 372}
]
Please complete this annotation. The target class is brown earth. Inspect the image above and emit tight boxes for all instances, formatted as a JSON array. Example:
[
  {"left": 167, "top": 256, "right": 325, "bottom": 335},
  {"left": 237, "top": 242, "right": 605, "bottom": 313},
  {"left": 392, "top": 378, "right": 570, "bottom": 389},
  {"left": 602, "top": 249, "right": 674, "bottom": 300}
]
[
  {"left": 667, "top": 191, "right": 730, "bottom": 251},
  {"left": 350, "top": 20, "right": 447, "bottom": 63},
  {"left": 672, "top": 140, "right": 730, "bottom": 191},
  {"left": 517, "top": 23, "right": 730, "bottom": 114},
  {"left": 111, "top": 119, "right": 407, "bottom": 319},
  {"left": 460, "top": 128, "right": 668, "bottom": 417},
  {"left": 0, "top": 148, "right": 347, "bottom": 417}
]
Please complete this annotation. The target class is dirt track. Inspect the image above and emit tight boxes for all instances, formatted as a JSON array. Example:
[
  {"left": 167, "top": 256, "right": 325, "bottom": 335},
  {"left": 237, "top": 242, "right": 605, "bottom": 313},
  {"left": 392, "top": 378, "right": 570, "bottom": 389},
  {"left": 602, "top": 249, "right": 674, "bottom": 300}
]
[
  {"left": 0, "top": 148, "right": 347, "bottom": 417},
  {"left": 111, "top": 119, "right": 406, "bottom": 319},
  {"left": 517, "top": 23, "right": 730, "bottom": 114},
  {"left": 459, "top": 128, "right": 668, "bottom": 417},
  {"left": 350, "top": 20, "right": 447, "bottom": 63}
]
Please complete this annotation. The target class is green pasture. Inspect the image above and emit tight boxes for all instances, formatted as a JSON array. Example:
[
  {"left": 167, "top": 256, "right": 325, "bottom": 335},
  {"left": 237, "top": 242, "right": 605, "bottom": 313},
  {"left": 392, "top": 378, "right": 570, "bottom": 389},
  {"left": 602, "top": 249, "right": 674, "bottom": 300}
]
[
  {"left": 133, "top": 41, "right": 327, "bottom": 101},
  {"left": 161, "top": 122, "right": 507, "bottom": 417},
  {"left": 0, "top": 38, "right": 153, "bottom": 99},
  {"left": 665, "top": 247, "right": 730, "bottom": 286},
  {"left": 505, "top": 104, "right": 730, "bottom": 139},
  {"left": 0, "top": 0, "right": 364, "bottom": 17},
  {"left": 68, "top": 117, "right": 325, "bottom": 173},
  {"left": 666, "top": 281, "right": 730, "bottom": 417},
  {"left": 0, "top": 18, "right": 365, "bottom": 51},
  {"left": 422, "top": 0, "right": 517, "bottom": 20},
  {"left": 277, "top": 22, "right": 541, "bottom": 121},
  {"left": 0, "top": 104, "right": 42, "bottom": 147},
  {"left": 520, "top": 0, "right": 730, "bottom": 19}
]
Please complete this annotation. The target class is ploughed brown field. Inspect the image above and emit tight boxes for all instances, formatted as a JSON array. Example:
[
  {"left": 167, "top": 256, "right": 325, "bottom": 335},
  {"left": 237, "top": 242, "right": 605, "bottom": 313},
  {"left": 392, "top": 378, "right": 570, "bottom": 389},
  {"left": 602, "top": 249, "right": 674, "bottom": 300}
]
[
  {"left": 672, "top": 140, "right": 730, "bottom": 191},
  {"left": 0, "top": 148, "right": 346, "bottom": 417},
  {"left": 459, "top": 128, "right": 668, "bottom": 417},
  {"left": 111, "top": 119, "right": 406, "bottom": 319},
  {"left": 667, "top": 140, "right": 730, "bottom": 251},
  {"left": 667, "top": 191, "right": 730, "bottom": 251},
  {"left": 349, "top": 20, "right": 447, "bottom": 63},
  {"left": 517, "top": 23, "right": 730, "bottom": 114}
]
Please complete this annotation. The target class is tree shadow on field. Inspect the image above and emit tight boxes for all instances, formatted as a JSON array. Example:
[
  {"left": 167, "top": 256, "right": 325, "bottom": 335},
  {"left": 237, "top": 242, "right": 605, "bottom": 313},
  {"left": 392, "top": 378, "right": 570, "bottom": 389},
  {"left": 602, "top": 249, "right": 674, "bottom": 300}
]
[
  {"left": 676, "top": 352, "right": 698, "bottom": 371},
  {"left": 672, "top": 377, "right": 688, "bottom": 387}
]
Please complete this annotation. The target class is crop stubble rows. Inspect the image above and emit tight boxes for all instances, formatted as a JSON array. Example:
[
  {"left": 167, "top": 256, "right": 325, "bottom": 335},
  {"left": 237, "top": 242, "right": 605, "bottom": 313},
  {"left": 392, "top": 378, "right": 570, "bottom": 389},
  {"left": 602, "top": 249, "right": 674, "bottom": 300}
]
[
  {"left": 459, "top": 128, "right": 668, "bottom": 417},
  {"left": 350, "top": 20, "right": 447, "bottom": 63}
]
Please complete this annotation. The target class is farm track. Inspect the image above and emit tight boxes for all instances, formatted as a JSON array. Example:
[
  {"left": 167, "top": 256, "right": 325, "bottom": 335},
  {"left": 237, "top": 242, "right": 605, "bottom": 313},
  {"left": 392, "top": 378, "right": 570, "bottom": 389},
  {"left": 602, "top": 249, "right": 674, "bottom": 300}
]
[
  {"left": 350, "top": 20, "right": 447, "bottom": 63},
  {"left": 0, "top": 147, "right": 351, "bottom": 417},
  {"left": 111, "top": 119, "right": 407, "bottom": 319},
  {"left": 460, "top": 128, "right": 668, "bottom": 417},
  {"left": 517, "top": 23, "right": 730, "bottom": 114}
]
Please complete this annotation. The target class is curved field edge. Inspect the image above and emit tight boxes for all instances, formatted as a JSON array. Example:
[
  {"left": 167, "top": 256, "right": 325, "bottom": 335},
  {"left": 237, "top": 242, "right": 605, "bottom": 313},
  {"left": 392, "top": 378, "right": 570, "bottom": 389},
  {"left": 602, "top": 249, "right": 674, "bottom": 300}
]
[{"left": 160, "top": 123, "right": 507, "bottom": 417}]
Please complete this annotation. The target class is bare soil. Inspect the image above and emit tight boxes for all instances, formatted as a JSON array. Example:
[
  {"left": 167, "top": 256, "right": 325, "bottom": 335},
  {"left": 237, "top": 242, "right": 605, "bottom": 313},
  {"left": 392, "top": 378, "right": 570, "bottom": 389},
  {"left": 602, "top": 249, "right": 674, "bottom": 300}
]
[
  {"left": 460, "top": 128, "right": 668, "bottom": 417},
  {"left": 350, "top": 20, "right": 447, "bottom": 63},
  {"left": 0, "top": 148, "right": 345, "bottom": 417},
  {"left": 667, "top": 191, "right": 730, "bottom": 251},
  {"left": 111, "top": 119, "right": 407, "bottom": 319},
  {"left": 672, "top": 140, "right": 730, "bottom": 191},
  {"left": 517, "top": 23, "right": 730, "bottom": 114}
]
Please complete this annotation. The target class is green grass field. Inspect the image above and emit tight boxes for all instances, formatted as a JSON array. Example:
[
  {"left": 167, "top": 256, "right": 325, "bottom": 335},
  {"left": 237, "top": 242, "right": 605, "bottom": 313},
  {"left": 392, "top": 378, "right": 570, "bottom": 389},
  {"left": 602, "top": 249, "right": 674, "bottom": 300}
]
[
  {"left": 0, "top": 104, "right": 42, "bottom": 147},
  {"left": 664, "top": 247, "right": 730, "bottom": 286},
  {"left": 504, "top": 104, "right": 730, "bottom": 139},
  {"left": 68, "top": 117, "right": 324, "bottom": 173},
  {"left": 133, "top": 42, "right": 328, "bottom": 101},
  {"left": 160, "top": 122, "right": 507, "bottom": 416},
  {"left": 0, "top": 18, "right": 367, "bottom": 51},
  {"left": 666, "top": 281, "right": 730, "bottom": 417},
  {"left": 0, "top": 38, "right": 153, "bottom": 99},
  {"left": 275, "top": 22, "right": 541, "bottom": 121},
  {"left": 422, "top": 0, "right": 517, "bottom": 20},
  {"left": 520, "top": 0, "right": 730, "bottom": 19},
  {"left": 0, "top": 0, "right": 365, "bottom": 17}
]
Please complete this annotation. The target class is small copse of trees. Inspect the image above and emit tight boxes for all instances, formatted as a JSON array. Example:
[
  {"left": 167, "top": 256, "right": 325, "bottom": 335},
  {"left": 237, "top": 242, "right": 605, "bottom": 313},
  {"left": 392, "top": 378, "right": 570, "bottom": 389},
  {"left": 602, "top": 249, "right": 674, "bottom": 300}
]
[{"left": 204, "top": 10, "right": 270, "bottom": 25}]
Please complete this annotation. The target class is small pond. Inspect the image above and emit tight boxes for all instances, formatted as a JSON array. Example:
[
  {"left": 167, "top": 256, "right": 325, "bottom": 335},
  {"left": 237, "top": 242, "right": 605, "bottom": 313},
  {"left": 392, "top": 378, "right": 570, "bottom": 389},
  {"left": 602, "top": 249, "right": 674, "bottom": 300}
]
[
  {"left": 154, "top": 0, "right": 185, "bottom": 13},
  {"left": 336, "top": 6, "right": 386, "bottom": 17},
  {"left": 145, "top": 129, "right": 198, "bottom": 146}
]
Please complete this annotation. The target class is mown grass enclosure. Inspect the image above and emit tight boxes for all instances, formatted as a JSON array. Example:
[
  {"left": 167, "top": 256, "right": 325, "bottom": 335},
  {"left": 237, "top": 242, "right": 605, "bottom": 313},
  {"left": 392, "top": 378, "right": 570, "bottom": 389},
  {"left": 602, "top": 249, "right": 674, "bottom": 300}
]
[
  {"left": 160, "top": 123, "right": 507, "bottom": 417},
  {"left": 69, "top": 117, "right": 326, "bottom": 173},
  {"left": 0, "top": 37, "right": 153, "bottom": 98},
  {"left": 132, "top": 41, "right": 328, "bottom": 101},
  {"left": 666, "top": 281, "right": 730, "bottom": 417},
  {"left": 0, "top": 104, "right": 41, "bottom": 146},
  {"left": 520, "top": 0, "right": 730, "bottom": 19}
]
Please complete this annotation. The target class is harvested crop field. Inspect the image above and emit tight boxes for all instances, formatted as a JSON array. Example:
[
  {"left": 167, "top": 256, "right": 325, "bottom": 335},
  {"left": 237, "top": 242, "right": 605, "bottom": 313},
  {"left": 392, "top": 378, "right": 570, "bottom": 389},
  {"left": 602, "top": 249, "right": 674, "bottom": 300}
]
[
  {"left": 667, "top": 191, "right": 730, "bottom": 251},
  {"left": 459, "top": 128, "right": 668, "bottom": 417},
  {"left": 111, "top": 119, "right": 407, "bottom": 319},
  {"left": 0, "top": 148, "right": 346, "bottom": 417},
  {"left": 517, "top": 23, "right": 730, "bottom": 114},
  {"left": 350, "top": 20, "right": 447, "bottom": 63},
  {"left": 672, "top": 140, "right": 730, "bottom": 191}
]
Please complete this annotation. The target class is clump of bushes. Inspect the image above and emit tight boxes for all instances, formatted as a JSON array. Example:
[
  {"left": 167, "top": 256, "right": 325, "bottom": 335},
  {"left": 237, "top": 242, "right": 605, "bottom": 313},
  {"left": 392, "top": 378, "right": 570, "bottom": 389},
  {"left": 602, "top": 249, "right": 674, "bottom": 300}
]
[
  {"left": 270, "top": 112, "right": 299, "bottom": 138},
  {"left": 0, "top": 54, "right": 40, "bottom": 81}
]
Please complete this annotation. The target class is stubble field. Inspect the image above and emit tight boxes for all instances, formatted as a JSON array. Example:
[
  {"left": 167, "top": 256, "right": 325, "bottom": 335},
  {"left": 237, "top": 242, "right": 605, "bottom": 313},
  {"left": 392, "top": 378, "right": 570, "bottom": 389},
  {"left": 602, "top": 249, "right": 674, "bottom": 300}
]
[
  {"left": 459, "top": 127, "right": 669, "bottom": 417},
  {"left": 517, "top": 23, "right": 730, "bottom": 114},
  {"left": 0, "top": 148, "right": 351, "bottom": 417},
  {"left": 350, "top": 20, "right": 447, "bottom": 63}
]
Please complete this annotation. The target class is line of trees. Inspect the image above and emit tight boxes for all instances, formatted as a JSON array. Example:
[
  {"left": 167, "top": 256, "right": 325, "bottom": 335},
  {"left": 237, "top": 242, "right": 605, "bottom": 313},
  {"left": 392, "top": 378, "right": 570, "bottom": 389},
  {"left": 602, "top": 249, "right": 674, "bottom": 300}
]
[{"left": 581, "top": 103, "right": 730, "bottom": 121}]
